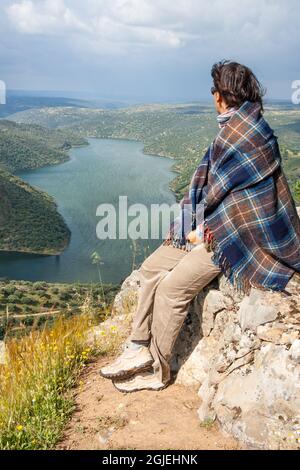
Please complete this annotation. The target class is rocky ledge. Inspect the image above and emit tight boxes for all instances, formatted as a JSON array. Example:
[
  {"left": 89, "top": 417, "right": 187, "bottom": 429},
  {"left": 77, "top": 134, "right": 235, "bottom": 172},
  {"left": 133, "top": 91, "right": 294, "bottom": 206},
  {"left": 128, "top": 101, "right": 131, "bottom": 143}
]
[{"left": 111, "top": 267, "right": 300, "bottom": 450}]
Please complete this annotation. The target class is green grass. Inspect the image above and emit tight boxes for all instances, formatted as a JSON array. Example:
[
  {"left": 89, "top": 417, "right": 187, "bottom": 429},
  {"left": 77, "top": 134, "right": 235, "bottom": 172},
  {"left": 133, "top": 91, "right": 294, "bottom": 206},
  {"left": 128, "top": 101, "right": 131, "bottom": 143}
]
[{"left": 0, "top": 307, "right": 123, "bottom": 450}]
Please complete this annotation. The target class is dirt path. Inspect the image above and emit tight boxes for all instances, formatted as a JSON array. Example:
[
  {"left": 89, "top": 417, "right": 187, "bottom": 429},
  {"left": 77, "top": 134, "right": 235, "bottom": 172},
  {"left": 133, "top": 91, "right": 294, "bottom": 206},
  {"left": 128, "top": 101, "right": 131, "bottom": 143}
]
[{"left": 57, "top": 356, "right": 240, "bottom": 450}]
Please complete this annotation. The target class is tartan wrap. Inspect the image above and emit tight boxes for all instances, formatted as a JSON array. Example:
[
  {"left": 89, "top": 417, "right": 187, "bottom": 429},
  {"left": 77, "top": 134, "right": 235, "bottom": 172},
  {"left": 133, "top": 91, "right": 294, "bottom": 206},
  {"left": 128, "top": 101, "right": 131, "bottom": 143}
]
[{"left": 166, "top": 101, "right": 300, "bottom": 292}]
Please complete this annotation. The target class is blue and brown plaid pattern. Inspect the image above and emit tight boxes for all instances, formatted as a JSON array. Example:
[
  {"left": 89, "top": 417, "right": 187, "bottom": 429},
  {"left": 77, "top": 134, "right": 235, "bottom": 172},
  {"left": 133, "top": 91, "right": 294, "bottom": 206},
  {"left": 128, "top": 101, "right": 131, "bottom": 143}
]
[{"left": 168, "top": 101, "right": 300, "bottom": 291}]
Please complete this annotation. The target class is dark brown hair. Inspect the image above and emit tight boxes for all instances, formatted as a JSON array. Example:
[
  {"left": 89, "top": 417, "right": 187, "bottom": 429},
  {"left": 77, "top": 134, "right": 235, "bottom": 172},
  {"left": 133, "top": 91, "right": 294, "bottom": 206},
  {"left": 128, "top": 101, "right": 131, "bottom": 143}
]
[{"left": 211, "top": 60, "right": 265, "bottom": 111}]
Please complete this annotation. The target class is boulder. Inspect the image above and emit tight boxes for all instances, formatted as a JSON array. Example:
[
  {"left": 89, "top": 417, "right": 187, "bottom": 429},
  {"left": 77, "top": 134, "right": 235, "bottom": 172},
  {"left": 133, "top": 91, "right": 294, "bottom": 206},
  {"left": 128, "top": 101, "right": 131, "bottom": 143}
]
[
  {"left": 238, "top": 288, "right": 279, "bottom": 331},
  {"left": 110, "top": 258, "right": 300, "bottom": 449}
]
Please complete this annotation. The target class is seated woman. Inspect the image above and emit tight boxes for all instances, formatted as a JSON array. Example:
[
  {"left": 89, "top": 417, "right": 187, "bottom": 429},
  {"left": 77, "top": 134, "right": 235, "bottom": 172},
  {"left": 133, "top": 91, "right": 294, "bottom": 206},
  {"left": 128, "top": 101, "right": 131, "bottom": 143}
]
[{"left": 100, "top": 60, "right": 300, "bottom": 393}]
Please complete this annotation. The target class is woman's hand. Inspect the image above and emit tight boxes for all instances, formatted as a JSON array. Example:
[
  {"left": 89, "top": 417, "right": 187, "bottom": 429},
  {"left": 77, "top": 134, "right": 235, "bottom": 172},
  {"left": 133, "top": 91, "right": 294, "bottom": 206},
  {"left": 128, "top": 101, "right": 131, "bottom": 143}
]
[{"left": 186, "top": 230, "right": 202, "bottom": 245}]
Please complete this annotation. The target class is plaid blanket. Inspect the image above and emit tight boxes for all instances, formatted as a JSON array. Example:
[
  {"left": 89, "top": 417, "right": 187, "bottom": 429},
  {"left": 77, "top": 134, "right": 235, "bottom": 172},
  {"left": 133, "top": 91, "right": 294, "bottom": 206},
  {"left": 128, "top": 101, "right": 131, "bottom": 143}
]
[{"left": 166, "top": 101, "right": 300, "bottom": 292}]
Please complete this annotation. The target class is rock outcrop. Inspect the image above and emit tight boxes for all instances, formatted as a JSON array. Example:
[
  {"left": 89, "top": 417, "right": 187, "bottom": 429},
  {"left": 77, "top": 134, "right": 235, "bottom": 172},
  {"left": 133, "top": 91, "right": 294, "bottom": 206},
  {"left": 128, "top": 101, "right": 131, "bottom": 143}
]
[{"left": 111, "top": 268, "right": 300, "bottom": 450}]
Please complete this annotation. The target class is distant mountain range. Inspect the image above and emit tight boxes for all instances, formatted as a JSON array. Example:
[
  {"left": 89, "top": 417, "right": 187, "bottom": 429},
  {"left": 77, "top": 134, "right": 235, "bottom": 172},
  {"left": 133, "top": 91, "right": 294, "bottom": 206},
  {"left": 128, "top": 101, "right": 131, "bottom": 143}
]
[{"left": 0, "top": 92, "right": 132, "bottom": 119}]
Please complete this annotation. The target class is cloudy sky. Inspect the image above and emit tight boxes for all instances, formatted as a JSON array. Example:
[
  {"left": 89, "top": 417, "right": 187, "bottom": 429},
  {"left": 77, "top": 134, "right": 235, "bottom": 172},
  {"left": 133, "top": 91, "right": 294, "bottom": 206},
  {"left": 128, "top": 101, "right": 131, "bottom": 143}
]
[{"left": 0, "top": 0, "right": 299, "bottom": 101}]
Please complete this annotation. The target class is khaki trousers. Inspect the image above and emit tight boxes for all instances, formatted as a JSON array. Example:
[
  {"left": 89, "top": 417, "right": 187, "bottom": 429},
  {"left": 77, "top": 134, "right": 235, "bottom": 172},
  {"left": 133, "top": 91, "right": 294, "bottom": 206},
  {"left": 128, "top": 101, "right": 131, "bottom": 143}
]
[{"left": 130, "top": 243, "right": 221, "bottom": 384}]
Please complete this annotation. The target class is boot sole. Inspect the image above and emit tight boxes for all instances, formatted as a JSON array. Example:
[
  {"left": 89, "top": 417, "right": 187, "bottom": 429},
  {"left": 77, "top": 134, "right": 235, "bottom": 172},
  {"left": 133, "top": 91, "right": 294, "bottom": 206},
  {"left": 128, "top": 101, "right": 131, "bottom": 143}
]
[
  {"left": 99, "top": 360, "right": 153, "bottom": 380},
  {"left": 112, "top": 381, "right": 168, "bottom": 394}
]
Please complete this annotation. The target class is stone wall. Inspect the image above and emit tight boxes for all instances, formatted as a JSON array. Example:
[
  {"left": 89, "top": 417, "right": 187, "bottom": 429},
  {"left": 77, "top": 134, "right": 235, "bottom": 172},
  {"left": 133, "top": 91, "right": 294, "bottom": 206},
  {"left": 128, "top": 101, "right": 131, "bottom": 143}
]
[{"left": 113, "top": 269, "right": 300, "bottom": 450}]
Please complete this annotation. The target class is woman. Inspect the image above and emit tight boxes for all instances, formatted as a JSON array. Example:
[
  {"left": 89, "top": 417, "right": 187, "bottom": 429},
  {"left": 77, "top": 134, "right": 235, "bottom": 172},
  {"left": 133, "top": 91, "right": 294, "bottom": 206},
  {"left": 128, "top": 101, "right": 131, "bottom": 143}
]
[{"left": 100, "top": 61, "right": 300, "bottom": 393}]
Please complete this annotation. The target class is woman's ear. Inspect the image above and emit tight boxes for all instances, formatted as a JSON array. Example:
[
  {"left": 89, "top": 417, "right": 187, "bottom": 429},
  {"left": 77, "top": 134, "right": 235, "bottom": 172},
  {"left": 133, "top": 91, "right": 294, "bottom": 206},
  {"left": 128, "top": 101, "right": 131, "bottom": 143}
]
[
  {"left": 215, "top": 91, "right": 228, "bottom": 113},
  {"left": 215, "top": 91, "right": 221, "bottom": 104}
]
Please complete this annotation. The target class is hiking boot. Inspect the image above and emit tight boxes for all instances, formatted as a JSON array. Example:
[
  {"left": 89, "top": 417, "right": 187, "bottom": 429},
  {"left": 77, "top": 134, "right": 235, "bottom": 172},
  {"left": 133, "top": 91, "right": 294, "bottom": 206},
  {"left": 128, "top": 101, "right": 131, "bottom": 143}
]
[
  {"left": 100, "top": 342, "right": 153, "bottom": 380},
  {"left": 113, "top": 371, "right": 166, "bottom": 393}
]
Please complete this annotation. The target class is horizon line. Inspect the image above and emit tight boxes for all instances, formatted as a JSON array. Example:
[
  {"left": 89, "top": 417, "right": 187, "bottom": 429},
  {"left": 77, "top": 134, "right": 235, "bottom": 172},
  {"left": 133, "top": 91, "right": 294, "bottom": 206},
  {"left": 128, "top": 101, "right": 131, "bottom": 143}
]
[{"left": 5, "top": 88, "right": 294, "bottom": 104}]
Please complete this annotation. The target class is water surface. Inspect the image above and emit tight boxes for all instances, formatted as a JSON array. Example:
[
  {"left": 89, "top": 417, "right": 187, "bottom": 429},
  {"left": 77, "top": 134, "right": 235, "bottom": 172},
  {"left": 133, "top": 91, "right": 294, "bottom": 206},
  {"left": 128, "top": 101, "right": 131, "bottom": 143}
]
[{"left": 0, "top": 138, "right": 176, "bottom": 283}]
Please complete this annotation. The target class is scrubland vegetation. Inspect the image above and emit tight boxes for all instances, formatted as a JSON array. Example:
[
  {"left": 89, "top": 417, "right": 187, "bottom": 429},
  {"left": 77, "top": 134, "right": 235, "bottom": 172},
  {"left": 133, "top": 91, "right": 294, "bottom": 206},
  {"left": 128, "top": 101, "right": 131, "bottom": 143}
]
[
  {"left": 0, "top": 281, "right": 119, "bottom": 340},
  {"left": 0, "top": 289, "right": 125, "bottom": 450}
]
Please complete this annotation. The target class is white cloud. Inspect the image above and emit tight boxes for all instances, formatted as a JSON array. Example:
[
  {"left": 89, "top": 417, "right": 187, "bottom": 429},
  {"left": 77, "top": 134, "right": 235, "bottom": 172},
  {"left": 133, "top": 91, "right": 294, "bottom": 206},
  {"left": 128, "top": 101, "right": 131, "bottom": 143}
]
[
  {"left": 5, "top": 0, "right": 188, "bottom": 49},
  {"left": 6, "top": 0, "right": 88, "bottom": 34},
  {"left": 1, "top": 0, "right": 300, "bottom": 98},
  {"left": 4, "top": 0, "right": 300, "bottom": 61}
]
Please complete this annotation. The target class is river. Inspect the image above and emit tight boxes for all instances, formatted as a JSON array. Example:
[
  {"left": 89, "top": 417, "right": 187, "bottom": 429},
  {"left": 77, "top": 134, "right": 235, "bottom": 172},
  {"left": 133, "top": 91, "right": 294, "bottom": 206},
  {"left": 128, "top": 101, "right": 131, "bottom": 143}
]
[{"left": 0, "top": 138, "right": 177, "bottom": 284}]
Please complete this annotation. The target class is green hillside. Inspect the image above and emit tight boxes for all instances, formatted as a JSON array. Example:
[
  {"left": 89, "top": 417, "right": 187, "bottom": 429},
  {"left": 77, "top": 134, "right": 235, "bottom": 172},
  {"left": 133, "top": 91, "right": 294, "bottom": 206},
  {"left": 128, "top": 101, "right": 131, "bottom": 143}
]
[
  {"left": 10, "top": 103, "right": 300, "bottom": 200},
  {"left": 0, "top": 120, "right": 88, "bottom": 255},
  {"left": 0, "top": 119, "right": 86, "bottom": 172},
  {"left": 0, "top": 168, "right": 70, "bottom": 255}
]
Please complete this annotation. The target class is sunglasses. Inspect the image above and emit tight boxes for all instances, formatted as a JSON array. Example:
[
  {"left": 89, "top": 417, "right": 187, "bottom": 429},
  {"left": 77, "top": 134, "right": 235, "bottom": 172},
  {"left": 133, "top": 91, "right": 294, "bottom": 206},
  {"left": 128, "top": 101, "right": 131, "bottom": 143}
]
[{"left": 211, "top": 86, "right": 217, "bottom": 95}]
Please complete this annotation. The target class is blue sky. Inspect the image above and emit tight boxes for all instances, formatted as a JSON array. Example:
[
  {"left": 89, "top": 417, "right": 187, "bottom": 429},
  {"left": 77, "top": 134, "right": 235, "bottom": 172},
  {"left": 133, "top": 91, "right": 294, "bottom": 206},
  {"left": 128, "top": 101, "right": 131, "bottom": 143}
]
[{"left": 0, "top": 0, "right": 299, "bottom": 102}]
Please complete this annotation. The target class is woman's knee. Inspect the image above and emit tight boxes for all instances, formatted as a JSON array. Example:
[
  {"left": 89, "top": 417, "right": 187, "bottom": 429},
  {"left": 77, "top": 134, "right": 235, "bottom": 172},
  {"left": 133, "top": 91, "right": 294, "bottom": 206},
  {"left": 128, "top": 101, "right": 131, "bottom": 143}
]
[
  {"left": 139, "top": 247, "right": 169, "bottom": 278},
  {"left": 155, "top": 272, "right": 180, "bottom": 301}
]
